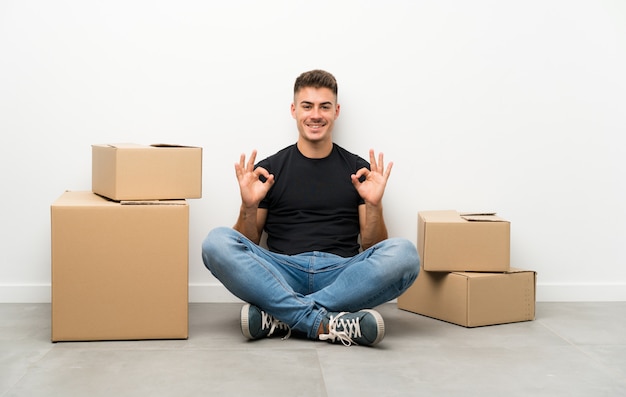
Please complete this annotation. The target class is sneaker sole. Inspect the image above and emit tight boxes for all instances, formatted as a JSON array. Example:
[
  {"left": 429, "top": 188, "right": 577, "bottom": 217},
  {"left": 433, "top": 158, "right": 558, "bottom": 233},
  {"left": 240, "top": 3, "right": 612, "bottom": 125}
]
[
  {"left": 362, "top": 309, "right": 385, "bottom": 346},
  {"left": 240, "top": 304, "right": 254, "bottom": 339}
]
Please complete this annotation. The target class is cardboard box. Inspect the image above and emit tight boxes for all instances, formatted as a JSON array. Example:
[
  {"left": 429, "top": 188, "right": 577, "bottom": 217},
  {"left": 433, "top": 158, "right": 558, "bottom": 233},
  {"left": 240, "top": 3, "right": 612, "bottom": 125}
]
[
  {"left": 419, "top": 210, "right": 510, "bottom": 272},
  {"left": 398, "top": 267, "right": 536, "bottom": 327},
  {"left": 92, "top": 143, "right": 202, "bottom": 201},
  {"left": 51, "top": 191, "right": 189, "bottom": 342}
]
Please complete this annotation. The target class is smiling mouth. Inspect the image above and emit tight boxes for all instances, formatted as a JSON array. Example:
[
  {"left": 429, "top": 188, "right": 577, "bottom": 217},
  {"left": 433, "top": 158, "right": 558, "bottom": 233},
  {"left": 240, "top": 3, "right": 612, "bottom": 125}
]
[{"left": 306, "top": 123, "right": 326, "bottom": 130}]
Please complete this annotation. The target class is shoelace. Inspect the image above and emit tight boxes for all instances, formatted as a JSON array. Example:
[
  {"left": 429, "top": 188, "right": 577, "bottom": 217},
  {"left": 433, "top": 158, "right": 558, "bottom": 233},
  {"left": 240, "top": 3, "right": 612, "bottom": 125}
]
[
  {"left": 261, "top": 311, "right": 291, "bottom": 340},
  {"left": 318, "top": 312, "right": 361, "bottom": 346}
]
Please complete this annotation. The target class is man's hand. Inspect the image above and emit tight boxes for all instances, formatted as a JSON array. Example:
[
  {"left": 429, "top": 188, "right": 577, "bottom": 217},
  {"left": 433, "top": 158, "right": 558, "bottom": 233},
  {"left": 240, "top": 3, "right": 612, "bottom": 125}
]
[
  {"left": 234, "top": 150, "right": 274, "bottom": 208},
  {"left": 351, "top": 149, "right": 393, "bottom": 206}
]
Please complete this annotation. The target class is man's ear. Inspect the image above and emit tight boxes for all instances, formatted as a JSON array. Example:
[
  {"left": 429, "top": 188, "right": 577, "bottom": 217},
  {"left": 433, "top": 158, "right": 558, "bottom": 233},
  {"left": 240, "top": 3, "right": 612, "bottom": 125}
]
[
  {"left": 335, "top": 103, "right": 341, "bottom": 119},
  {"left": 291, "top": 102, "right": 296, "bottom": 119}
]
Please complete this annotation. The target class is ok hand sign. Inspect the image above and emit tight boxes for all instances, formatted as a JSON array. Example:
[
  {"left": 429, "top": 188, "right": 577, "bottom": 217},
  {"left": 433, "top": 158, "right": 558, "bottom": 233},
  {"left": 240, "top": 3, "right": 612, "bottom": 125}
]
[
  {"left": 234, "top": 150, "right": 274, "bottom": 208},
  {"left": 351, "top": 149, "right": 393, "bottom": 207}
]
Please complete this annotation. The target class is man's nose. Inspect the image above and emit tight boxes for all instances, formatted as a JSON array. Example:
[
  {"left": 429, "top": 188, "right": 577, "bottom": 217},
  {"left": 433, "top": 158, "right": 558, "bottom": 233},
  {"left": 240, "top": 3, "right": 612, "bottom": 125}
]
[{"left": 310, "top": 107, "right": 322, "bottom": 118}]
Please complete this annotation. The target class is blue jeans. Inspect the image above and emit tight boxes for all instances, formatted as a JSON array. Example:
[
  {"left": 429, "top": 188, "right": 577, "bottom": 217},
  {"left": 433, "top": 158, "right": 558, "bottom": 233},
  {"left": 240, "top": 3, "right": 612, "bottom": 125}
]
[{"left": 201, "top": 227, "right": 420, "bottom": 339}]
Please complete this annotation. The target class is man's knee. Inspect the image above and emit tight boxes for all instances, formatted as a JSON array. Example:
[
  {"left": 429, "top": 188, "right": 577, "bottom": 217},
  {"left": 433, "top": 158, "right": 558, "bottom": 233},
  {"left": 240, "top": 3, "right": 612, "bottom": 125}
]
[
  {"left": 382, "top": 237, "right": 419, "bottom": 261},
  {"left": 380, "top": 237, "right": 420, "bottom": 278},
  {"left": 202, "top": 227, "right": 232, "bottom": 252},
  {"left": 201, "top": 227, "right": 237, "bottom": 270}
]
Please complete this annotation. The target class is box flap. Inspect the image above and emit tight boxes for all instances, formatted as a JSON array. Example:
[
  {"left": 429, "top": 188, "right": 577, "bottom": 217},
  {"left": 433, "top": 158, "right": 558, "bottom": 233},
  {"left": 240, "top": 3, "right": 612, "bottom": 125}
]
[
  {"left": 120, "top": 200, "right": 187, "bottom": 206},
  {"left": 460, "top": 213, "right": 507, "bottom": 222},
  {"left": 150, "top": 143, "right": 198, "bottom": 148},
  {"left": 93, "top": 143, "right": 199, "bottom": 149},
  {"left": 420, "top": 210, "right": 460, "bottom": 222},
  {"left": 452, "top": 268, "right": 536, "bottom": 277},
  {"left": 507, "top": 267, "right": 537, "bottom": 275},
  {"left": 92, "top": 143, "right": 145, "bottom": 149}
]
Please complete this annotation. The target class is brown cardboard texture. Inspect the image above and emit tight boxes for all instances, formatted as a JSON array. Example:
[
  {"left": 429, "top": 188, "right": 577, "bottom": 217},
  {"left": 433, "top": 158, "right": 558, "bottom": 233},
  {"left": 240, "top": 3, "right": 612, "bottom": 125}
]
[
  {"left": 419, "top": 210, "right": 510, "bottom": 272},
  {"left": 92, "top": 143, "right": 202, "bottom": 201},
  {"left": 398, "top": 267, "right": 536, "bottom": 327},
  {"left": 51, "top": 191, "right": 189, "bottom": 341}
]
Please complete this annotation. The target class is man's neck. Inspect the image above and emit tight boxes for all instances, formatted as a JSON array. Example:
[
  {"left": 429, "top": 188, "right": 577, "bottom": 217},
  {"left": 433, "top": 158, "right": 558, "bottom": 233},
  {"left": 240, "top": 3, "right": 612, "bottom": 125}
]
[{"left": 297, "top": 140, "right": 333, "bottom": 159}]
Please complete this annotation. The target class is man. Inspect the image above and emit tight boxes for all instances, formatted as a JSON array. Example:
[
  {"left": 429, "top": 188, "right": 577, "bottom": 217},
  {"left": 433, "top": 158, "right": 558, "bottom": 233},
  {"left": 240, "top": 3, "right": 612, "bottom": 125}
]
[{"left": 202, "top": 70, "right": 419, "bottom": 347}]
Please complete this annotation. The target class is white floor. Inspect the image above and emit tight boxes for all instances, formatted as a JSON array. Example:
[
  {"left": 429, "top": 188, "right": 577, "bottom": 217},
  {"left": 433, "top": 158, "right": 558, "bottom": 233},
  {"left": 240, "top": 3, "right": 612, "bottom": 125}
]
[{"left": 1, "top": 302, "right": 626, "bottom": 397}]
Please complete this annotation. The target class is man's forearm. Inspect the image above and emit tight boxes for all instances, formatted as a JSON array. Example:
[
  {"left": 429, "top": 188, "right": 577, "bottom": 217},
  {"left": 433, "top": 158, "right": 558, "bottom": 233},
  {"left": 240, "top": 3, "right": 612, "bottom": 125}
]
[
  {"left": 360, "top": 203, "right": 388, "bottom": 250},
  {"left": 233, "top": 204, "right": 261, "bottom": 244}
]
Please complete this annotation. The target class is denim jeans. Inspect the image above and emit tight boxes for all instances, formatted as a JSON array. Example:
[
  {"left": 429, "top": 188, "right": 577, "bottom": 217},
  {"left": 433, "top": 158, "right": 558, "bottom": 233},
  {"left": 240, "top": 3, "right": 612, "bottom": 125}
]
[{"left": 201, "top": 227, "right": 420, "bottom": 339}]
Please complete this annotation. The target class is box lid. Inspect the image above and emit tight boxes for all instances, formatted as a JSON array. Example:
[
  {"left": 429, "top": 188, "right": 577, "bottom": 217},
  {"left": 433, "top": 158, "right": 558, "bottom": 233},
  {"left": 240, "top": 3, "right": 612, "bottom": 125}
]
[
  {"left": 452, "top": 268, "right": 536, "bottom": 278},
  {"left": 420, "top": 210, "right": 508, "bottom": 223},
  {"left": 460, "top": 212, "right": 507, "bottom": 222},
  {"left": 52, "top": 191, "right": 187, "bottom": 207},
  {"left": 92, "top": 143, "right": 200, "bottom": 149}
]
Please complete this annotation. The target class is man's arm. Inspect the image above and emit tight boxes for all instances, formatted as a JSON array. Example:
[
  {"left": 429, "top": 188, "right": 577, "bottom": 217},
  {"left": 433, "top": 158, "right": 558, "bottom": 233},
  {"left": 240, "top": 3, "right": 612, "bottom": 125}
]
[
  {"left": 232, "top": 150, "right": 273, "bottom": 244},
  {"left": 234, "top": 206, "right": 267, "bottom": 245},
  {"left": 352, "top": 149, "right": 393, "bottom": 250},
  {"left": 358, "top": 203, "right": 388, "bottom": 250}
]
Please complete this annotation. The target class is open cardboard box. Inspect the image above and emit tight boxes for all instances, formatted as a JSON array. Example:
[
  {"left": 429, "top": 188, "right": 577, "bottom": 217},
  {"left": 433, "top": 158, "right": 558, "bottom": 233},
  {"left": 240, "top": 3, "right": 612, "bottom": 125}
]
[
  {"left": 419, "top": 210, "right": 510, "bottom": 272},
  {"left": 92, "top": 143, "right": 202, "bottom": 201}
]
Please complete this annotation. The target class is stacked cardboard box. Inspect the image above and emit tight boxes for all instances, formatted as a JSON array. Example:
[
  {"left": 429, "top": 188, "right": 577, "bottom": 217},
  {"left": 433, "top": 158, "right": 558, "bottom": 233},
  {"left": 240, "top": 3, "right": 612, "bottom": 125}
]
[
  {"left": 398, "top": 210, "right": 536, "bottom": 327},
  {"left": 91, "top": 143, "right": 202, "bottom": 201},
  {"left": 51, "top": 144, "right": 202, "bottom": 342}
]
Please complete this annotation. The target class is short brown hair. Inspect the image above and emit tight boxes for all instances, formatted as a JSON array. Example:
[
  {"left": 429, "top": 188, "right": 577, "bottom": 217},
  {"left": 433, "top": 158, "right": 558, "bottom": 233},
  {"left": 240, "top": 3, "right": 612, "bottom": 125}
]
[{"left": 294, "top": 70, "right": 338, "bottom": 98}]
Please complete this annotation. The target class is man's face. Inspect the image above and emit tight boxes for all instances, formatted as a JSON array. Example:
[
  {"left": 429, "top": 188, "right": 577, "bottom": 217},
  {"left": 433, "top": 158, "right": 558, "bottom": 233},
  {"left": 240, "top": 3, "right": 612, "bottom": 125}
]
[{"left": 291, "top": 87, "right": 340, "bottom": 145}]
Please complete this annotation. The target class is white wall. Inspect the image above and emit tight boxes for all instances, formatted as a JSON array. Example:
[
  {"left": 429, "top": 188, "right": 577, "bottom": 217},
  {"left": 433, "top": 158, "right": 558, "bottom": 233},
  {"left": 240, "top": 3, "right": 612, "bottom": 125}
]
[{"left": 1, "top": 0, "right": 625, "bottom": 303}]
